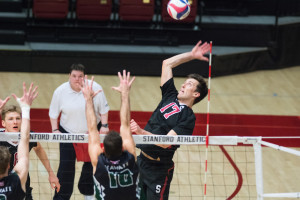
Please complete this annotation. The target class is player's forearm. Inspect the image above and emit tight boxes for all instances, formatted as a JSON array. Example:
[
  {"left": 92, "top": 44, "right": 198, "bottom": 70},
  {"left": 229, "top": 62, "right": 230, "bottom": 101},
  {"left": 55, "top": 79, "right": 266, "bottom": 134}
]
[
  {"left": 120, "top": 89, "right": 133, "bottom": 144},
  {"left": 87, "top": 98, "right": 102, "bottom": 168},
  {"left": 34, "top": 146, "right": 54, "bottom": 174},
  {"left": 86, "top": 99, "right": 98, "bottom": 133},
  {"left": 15, "top": 116, "right": 30, "bottom": 189},
  {"left": 36, "top": 153, "right": 55, "bottom": 175},
  {"left": 18, "top": 118, "right": 30, "bottom": 161},
  {"left": 120, "top": 87, "right": 136, "bottom": 156},
  {"left": 120, "top": 90, "right": 130, "bottom": 130},
  {"left": 50, "top": 118, "right": 59, "bottom": 132},
  {"left": 161, "top": 52, "right": 193, "bottom": 86},
  {"left": 86, "top": 99, "right": 100, "bottom": 153},
  {"left": 163, "top": 51, "right": 193, "bottom": 69}
]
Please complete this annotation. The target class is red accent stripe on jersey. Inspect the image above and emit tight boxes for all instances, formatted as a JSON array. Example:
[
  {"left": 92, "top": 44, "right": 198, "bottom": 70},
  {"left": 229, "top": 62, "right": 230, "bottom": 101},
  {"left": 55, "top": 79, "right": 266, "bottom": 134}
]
[{"left": 160, "top": 165, "right": 175, "bottom": 200}]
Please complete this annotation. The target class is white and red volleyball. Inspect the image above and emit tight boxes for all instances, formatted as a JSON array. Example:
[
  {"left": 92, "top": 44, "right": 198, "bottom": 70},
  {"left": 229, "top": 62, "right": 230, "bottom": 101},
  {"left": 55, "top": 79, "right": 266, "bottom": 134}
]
[{"left": 167, "top": 0, "right": 191, "bottom": 20}]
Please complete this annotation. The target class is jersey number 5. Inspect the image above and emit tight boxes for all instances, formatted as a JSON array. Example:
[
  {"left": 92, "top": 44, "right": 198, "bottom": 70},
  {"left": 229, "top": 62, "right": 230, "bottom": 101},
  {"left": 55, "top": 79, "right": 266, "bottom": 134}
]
[
  {"left": 108, "top": 169, "right": 134, "bottom": 188},
  {"left": 160, "top": 102, "right": 180, "bottom": 119}
]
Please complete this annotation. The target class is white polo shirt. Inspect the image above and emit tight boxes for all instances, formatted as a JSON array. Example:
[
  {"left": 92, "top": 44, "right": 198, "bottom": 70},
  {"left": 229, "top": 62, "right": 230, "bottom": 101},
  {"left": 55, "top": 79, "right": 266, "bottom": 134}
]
[{"left": 49, "top": 80, "right": 109, "bottom": 133}]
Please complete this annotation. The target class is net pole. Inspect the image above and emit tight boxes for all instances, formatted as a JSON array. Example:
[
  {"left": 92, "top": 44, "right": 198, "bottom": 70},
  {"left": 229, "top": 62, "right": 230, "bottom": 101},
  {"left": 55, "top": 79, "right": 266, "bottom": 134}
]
[
  {"left": 253, "top": 141, "right": 264, "bottom": 200},
  {"left": 203, "top": 41, "right": 212, "bottom": 199}
]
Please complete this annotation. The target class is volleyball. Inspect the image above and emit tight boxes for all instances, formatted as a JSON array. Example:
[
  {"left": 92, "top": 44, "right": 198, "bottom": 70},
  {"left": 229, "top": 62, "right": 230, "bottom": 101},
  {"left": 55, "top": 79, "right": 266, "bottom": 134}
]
[{"left": 167, "top": 0, "right": 191, "bottom": 20}]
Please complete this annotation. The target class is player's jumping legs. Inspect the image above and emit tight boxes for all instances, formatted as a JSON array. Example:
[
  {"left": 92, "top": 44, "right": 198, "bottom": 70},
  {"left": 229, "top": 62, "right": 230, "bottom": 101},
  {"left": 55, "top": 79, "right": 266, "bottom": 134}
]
[
  {"left": 145, "top": 166, "right": 174, "bottom": 200},
  {"left": 137, "top": 155, "right": 174, "bottom": 200}
]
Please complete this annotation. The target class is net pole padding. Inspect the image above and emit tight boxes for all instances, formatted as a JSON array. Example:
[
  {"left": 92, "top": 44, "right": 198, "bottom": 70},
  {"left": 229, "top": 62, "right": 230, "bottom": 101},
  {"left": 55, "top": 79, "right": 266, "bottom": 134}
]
[
  {"left": 219, "top": 145, "right": 243, "bottom": 200},
  {"left": 262, "top": 192, "right": 300, "bottom": 198},
  {"left": 259, "top": 140, "right": 300, "bottom": 157},
  {"left": 204, "top": 41, "right": 213, "bottom": 199},
  {"left": 253, "top": 141, "right": 264, "bottom": 200}
]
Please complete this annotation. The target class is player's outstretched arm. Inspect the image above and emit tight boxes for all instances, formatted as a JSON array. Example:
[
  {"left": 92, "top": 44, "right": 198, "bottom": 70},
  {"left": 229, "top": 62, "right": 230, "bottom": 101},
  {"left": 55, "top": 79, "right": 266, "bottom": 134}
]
[
  {"left": 160, "top": 40, "right": 210, "bottom": 86},
  {"left": 81, "top": 75, "right": 102, "bottom": 173},
  {"left": 112, "top": 70, "right": 136, "bottom": 159},
  {"left": 13, "top": 82, "right": 38, "bottom": 192},
  {"left": 33, "top": 142, "right": 60, "bottom": 192}
]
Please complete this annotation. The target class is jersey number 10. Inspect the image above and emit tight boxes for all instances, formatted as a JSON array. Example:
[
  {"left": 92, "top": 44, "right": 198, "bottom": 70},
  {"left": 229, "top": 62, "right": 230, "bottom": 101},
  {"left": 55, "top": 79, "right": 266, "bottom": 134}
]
[{"left": 108, "top": 169, "right": 134, "bottom": 188}]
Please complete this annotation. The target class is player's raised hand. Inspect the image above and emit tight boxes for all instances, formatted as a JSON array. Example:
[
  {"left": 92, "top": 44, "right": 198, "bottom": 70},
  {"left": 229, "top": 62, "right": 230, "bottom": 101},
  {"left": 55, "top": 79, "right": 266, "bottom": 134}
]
[
  {"left": 191, "top": 40, "right": 210, "bottom": 62},
  {"left": 112, "top": 70, "right": 135, "bottom": 93},
  {"left": 0, "top": 96, "right": 10, "bottom": 111},
  {"left": 81, "top": 75, "right": 102, "bottom": 101},
  {"left": 130, "top": 119, "right": 143, "bottom": 135},
  {"left": 12, "top": 82, "right": 38, "bottom": 106}
]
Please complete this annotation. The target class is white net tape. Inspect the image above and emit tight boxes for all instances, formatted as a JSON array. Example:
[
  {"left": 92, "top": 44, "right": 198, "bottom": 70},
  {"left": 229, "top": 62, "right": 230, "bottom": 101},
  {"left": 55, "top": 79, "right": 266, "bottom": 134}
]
[{"left": 0, "top": 132, "right": 240, "bottom": 145}]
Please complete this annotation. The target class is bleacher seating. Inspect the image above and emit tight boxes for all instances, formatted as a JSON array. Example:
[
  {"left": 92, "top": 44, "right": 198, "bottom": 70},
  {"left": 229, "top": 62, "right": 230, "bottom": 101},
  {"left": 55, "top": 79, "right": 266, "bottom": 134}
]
[
  {"left": 76, "top": 0, "right": 112, "bottom": 21},
  {"left": 118, "top": 0, "right": 155, "bottom": 22},
  {"left": 0, "top": 0, "right": 23, "bottom": 12},
  {"left": 32, "top": 0, "right": 69, "bottom": 19},
  {"left": 0, "top": 0, "right": 299, "bottom": 46}
]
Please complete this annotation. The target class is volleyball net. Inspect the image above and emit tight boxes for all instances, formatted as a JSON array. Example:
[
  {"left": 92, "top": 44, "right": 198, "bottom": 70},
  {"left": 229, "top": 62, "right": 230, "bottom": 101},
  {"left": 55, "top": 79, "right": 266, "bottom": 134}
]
[{"left": 0, "top": 132, "right": 300, "bottom": 200}]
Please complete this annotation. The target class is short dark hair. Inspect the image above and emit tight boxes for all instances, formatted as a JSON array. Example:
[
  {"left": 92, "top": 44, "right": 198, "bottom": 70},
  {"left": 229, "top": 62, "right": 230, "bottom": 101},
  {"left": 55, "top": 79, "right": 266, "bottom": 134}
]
[
  {"left": 70, "top": 63, "right": 85, "bottom": 74},
  {"left": 103, "top": 131, "right": 123, "bottom": 160},
  {"left": 187, "top": 73, "right": 208, "bottom": 105},
  {"left": 1, "top": 105, "right": 21, "bottom": 120},
  {"left": 0, "top": 146, "right": 11, "bottom": 174}
]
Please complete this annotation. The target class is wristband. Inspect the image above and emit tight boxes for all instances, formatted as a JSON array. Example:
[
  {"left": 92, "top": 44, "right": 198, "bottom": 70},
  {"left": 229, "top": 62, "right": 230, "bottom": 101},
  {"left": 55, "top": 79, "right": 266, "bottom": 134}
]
[
  {"left": 52, "top": 129, "right": 59, "bottom": 132},
  {"left": 17, "top": 98, "right": 30, "bottom": 119},
  {"left": 101, "top": 124, "right": 109, "bottom": 128}
]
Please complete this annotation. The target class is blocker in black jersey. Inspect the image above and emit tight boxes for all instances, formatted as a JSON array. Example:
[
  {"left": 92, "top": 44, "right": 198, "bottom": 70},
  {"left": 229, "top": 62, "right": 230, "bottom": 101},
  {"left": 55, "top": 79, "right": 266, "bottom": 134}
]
[
  {"left": 0, "top": 172, "right": 26, "bottom": 200},
  {"left": 93, "top": 151, "right": 139, "bottom": 200},
  {"left": 83, "top": 71, "right": 138, "bottom": 200}
]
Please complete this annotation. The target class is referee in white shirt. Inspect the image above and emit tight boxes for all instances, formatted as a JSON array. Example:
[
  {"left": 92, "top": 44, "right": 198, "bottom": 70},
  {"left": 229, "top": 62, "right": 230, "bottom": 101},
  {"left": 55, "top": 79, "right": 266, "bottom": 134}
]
[{"left": 49, "top": 63, "right": 110, "bottom": 200}]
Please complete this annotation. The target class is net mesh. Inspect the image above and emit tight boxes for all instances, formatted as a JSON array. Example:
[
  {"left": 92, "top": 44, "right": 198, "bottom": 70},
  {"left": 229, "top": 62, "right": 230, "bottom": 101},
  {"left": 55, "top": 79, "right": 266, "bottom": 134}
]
[
  {"left": 0, "top": 133, "right": 299, "bottom": 200},
  {"left": 170, "top": 145, "right": 257, "bottom": 200}
]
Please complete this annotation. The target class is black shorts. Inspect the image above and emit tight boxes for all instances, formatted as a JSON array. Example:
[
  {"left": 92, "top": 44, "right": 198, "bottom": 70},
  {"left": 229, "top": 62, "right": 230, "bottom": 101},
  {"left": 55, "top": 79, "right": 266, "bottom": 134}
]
[{"left": 137, "top": 154, "right": 174, "bottom": 200}]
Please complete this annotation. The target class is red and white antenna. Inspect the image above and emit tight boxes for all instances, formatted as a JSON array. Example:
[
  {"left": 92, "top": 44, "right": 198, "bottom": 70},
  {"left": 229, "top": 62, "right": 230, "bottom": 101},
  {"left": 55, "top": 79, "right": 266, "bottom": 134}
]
[{"left": 204, "top": 41, "right": 212, "bottom": 199}]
